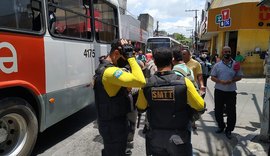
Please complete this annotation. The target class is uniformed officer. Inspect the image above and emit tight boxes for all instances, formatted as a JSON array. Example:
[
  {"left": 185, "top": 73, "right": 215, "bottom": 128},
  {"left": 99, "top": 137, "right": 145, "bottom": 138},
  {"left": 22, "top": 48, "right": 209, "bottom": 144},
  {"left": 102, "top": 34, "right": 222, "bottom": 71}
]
[
  {"left": 94, "top": 39, "right": 146, "bottom": 156},
  {"left": 136, "top": 47, "right": 205, "bottom": 156}
]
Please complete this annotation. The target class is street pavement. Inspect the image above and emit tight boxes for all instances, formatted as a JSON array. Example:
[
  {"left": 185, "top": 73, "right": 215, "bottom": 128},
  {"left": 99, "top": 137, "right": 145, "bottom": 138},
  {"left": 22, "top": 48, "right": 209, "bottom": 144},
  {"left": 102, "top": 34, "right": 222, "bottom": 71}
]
[
  {"left": 34, "top": 78, "right": 269, "bottom": 156},
  {"left": 190, "top": 78, "right": 269, "bottom": 156}
]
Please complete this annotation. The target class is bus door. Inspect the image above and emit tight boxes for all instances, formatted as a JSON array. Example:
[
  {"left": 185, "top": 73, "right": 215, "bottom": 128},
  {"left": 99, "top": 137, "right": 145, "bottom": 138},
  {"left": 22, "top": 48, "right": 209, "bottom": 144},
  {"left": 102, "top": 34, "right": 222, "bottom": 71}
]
[{"left": 44, "top": 0, "right": 95, "bottom": 128}]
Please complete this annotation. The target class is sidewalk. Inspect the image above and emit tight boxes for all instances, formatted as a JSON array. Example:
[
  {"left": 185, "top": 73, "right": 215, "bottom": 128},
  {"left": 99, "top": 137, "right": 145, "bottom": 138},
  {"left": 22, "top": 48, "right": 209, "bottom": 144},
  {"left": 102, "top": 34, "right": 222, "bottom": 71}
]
[{"left": 191, "top": 78, "right": 269, "bottom": 156}]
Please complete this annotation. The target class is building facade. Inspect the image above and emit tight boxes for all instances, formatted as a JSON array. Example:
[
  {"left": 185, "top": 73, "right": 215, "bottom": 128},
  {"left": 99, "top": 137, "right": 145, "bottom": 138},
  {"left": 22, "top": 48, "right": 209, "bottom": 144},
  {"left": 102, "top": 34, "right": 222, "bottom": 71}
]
[
  {"left": 118, "top": 0, "right": 127, "bottom": 14},
  {"left": 120, "top": 15, "right": 149, "bottom": 46},
  {"left": 138, "top": 14, "right": 154, "bottom": 36},
  {"left": 118, "top": 0, "right": 153, "bottom": 51},
  {"left": 200, "top": 0, "right": 270, "bottom": 77}
]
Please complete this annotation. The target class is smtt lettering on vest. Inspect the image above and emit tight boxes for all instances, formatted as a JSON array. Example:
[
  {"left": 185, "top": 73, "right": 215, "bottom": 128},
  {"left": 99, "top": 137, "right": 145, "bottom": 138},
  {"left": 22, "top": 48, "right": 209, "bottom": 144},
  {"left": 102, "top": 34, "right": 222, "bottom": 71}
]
[{"left": 151, "top": 87, "right": 175, "bottom": 101}]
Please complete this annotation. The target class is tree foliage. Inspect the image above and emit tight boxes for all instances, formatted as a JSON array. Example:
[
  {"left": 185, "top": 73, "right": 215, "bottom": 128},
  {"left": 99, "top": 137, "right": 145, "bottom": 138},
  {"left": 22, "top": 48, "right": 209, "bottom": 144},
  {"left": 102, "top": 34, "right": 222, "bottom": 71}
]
[
  {"left": 173, "top": 33, "right": 192, "bottom": 47},
  {"left": 174, "top": 33, "right": 185, "bottom": 41}
]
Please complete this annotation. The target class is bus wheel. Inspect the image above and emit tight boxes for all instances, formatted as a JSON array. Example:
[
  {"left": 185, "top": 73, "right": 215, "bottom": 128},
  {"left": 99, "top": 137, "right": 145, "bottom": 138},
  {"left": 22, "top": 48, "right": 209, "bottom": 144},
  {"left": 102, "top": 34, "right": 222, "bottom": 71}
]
[{"left": 0, "top": 97, "right": 38, "bottom": 156}]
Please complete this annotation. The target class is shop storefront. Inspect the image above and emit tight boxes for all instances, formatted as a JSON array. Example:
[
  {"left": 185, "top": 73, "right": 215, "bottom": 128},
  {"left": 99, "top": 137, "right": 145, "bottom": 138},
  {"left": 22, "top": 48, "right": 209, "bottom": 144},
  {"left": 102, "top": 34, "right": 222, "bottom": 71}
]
[{"left": 202, "top": 1, "right": 270, "bottom": 77}]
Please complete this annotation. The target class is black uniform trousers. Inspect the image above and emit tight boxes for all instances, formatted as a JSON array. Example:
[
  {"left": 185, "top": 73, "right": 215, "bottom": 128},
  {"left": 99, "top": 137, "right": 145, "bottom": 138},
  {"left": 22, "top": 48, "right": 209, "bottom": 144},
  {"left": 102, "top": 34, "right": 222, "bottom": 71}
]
[
  {"left": 98, "top": 117, "right": 128, "bottom": 156},
  {"left": 146, "top": 129, "right": 192, "bottom": 156},
  {"left": 214, "top": 89, "right": 237, "bottom": 132}
]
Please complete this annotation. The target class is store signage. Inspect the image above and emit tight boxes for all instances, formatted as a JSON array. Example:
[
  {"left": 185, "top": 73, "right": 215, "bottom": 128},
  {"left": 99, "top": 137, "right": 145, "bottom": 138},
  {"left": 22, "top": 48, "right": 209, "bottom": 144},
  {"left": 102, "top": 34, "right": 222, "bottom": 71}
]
[
  {"left": 215, "top": 9, "right": 231, "bottom": 28},
  {"left": 258, "top": 5, "right": 270, "bottom": 27}
]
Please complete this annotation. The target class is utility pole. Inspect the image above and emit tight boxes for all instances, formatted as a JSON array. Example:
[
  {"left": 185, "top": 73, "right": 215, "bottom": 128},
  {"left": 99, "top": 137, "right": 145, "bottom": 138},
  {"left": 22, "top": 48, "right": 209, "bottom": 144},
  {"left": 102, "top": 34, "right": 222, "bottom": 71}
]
[
  {"left": 260, "top": 40, "right": 270, "bottom": 142},
  {"left": 186, "top": 28, "right": 194, "bottom": 50},
  {"left": 155, "top": 21, "right": 159, "bottom": 36},
  {"left": 257, "top": 0, "right": 270, "bottom": 142},
  {"left": 185, "top": 9, "right": 199, "bottom": 54}
]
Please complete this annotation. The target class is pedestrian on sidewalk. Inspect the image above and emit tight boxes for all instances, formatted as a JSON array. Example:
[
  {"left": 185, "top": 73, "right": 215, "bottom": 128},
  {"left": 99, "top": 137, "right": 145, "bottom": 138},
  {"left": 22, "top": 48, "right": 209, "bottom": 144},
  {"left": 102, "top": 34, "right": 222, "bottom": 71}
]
[
  {"left": 182, "top": 49, "right": 206, "bottom": 130},
  {"left": 196, "top": 49, "right": 212, "bottom": 91},
  {"left": 182, "top": 49, "right": 206, "bottom": 99},
  {"left": 235, "top": 51, "right": 245, "bottom": 63},
  {"left": 172, "top": 47, "right": 197, "bottom": 88},
  {"left": 141, "top": 49, "right": 157, "bottom": 136},
  {"left": 172, "top": 47, "right": 203, "bottom": 123},
  {"left": 210, "top": 46, "right": 243, "bottom": 139},
  {"left": 93, "top": 39, "right": 146, "bottom": 156},
  {"left": 142, "top": 49, "right": 157, "bottom": 79},
  {"left": 135, "top": 48, "right": 147, "bottom": 65},
  {"left": 136, "top": 47, "right": 205, "bottom": 156}
]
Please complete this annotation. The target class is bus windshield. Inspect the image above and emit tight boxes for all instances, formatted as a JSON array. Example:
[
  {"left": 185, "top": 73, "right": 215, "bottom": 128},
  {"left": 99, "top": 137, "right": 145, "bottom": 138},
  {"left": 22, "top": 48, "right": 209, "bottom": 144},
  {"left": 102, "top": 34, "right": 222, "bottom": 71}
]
[
  {"left": 146, "top": 37, "right": 182, "bottom": 51},
  {"left": 147, "top": 42, "right": 171, "bottom": 50}
]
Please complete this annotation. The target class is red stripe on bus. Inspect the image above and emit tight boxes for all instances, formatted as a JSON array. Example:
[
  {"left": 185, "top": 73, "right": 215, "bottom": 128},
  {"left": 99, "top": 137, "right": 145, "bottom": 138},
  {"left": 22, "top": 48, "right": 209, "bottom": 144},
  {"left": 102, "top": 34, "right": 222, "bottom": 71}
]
[
  {"left": 0, "top": 80, "right": 42, "bottom": 95},
  {"left": 0, "top": 32, "right": 46, "bottom": 94}
]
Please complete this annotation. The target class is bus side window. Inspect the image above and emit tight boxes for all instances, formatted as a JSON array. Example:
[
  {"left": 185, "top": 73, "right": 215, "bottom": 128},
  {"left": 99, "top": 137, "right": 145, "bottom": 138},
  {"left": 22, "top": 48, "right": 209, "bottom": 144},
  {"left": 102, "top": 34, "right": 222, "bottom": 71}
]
[
  {"left": 48, "top": 5, "right": 57, "bottom": 34},
  {"left": 48, "top": 0, "right": 90, "bottom": 40},
  {"left": 94, "top": 0, "right": 119, "bottom": 43},
  {"left": 31, "top": 0, "right": 42, "bottom": 31},
  {"left": 0, "top": 0, "right": 42, "bottom": 32},
  {"left": 84, "top": 4, "right": 92, "bottom": 39},
  {"left": 32, "top": 11, "right": 41, "bottom": 31}
]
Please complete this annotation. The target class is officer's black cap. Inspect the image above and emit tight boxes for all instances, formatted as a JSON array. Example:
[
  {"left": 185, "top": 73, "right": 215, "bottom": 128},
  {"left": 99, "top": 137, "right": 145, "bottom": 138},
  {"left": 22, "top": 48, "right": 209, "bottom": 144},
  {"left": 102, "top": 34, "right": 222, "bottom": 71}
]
[{"left": 110, "top": 39, "right": 123, "bottom": 54}]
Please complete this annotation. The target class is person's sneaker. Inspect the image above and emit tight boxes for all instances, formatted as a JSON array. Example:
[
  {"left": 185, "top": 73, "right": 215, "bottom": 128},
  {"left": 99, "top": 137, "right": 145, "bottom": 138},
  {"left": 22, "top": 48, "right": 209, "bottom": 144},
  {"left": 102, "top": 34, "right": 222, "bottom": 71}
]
[
  {"left": 192, "top": 123, "right": 197, "bottom": 130},
  {"left": 125, "top": 149, "right": 132, "bottom": 155},
  {"left": 225, "top": 131, "right": 232, "bottom": 139},
  {"left": 142, "top": 125, "right": 148, "bottom": 134},
  {"left": 215, "top": 127, "right": 224, "bottom": 133}
]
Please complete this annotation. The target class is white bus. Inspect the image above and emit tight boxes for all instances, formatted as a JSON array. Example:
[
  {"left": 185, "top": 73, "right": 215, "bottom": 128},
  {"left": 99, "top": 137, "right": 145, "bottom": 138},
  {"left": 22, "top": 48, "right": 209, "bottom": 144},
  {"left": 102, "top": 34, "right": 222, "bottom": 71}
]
[
  {"left": 0, "top": 0, "right": 120, "bottom": 155},
  {"left": 183, "top": 45, "right": 190, "bottom": 50},
  {"left": 146, "top": 36, "right": 183, "bottom": 51}
]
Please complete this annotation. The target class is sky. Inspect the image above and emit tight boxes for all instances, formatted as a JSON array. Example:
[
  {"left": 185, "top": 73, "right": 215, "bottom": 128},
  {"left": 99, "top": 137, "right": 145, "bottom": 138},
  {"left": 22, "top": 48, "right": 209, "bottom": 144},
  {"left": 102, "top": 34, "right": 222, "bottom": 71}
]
[{"left": 126, "top": 0, "right": 206, "bottom": 37}]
